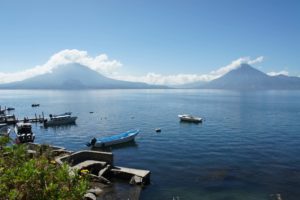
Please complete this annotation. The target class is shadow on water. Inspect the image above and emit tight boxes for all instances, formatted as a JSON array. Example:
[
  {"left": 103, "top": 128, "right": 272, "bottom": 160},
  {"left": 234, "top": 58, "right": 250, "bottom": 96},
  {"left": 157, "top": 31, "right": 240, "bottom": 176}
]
[
  {"left": 179, "top": 121, "right": 203, "bottom": 126},
  {"left": 42, "top": 123, "right": 77, "bottom": 130},
  {"left": 98, "top": 179, "right": 142, "bottom": 200},
  {"left": 91, "top": 140, "right": 139, "bottom": 152}
]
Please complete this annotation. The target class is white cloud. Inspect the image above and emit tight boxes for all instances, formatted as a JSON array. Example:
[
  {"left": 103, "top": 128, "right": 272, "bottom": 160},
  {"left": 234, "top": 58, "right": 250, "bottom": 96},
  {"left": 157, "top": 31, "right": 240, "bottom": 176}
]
[
  {"left": 209, "top": 56, "right": 264, "bottom": 79},
  {"left": 0, "top": 65, "right": 51, "bottom": 84},
  {"left": 112, "top": 73, "right": 214, "bottom": 85},
  {"left": 267, "top": 70, "right": 289, "bottom": 76},
  {"left": 112, "top": 56, "right": 265, "bottom": 85},
  {"left": 0, "top": 49, "right": 122, "bottom": 83},
  {"left": 248, "top": 56, "right": 264, "bottom": 65},
  {"left": 0, "top": 52, "right": 266, "bottom": 86}
]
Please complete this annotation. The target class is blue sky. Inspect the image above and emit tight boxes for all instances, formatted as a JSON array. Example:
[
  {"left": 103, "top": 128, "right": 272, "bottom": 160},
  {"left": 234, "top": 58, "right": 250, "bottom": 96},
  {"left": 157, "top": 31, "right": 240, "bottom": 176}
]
[{"left": 0, "top": 0, "right": 299, "bottom": 84}]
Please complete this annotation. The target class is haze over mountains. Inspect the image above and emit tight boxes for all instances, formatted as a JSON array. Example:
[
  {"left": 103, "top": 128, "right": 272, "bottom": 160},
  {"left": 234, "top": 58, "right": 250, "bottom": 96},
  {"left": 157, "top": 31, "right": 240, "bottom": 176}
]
[
  {"left": 0, "top": 63, "right": 299, "bottom": 90},
  {"left": 0, "top": 64, "right": 167, "bottom": 89},
  {"left": 179, "top": 64, "right": 300, "bottom": 90}
]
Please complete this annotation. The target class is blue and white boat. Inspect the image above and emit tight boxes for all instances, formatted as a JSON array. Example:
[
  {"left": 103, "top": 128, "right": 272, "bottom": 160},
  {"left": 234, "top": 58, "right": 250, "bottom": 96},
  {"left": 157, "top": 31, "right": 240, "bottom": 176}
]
[{"left": 88, "top": 129, "right": 139, "bottom": 147}]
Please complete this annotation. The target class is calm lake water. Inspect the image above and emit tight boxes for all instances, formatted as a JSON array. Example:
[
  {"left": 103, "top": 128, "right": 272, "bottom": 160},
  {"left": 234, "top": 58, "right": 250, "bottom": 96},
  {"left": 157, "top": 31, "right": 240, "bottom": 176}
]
[{"left": 1, "top": 89, "right": 300, "bottom": 200}]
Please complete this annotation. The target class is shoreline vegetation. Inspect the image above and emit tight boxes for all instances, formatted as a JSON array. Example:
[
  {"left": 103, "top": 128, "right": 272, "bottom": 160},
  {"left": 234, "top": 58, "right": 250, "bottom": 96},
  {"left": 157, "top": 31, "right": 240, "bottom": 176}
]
[{"left": 0, "top": 136, "right": 89, "bottom": 200}]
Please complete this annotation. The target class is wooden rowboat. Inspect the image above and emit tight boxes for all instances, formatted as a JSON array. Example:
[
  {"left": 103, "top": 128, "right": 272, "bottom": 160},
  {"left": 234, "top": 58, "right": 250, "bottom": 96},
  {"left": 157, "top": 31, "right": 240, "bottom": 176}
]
[{"left": 88, "top": 129, "right": 139, "bottom": 147}]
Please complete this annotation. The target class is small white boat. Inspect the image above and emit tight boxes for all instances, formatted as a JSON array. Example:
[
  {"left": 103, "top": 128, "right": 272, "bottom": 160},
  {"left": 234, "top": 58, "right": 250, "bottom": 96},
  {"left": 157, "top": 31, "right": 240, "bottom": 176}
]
[
  {"left": 178, "top": 114, "right": 202, "bottom": 123},
  {"left": 15, "top": 122, "right": 35, "bottom": 143},
  {"left": 88, "top": 129, "right": 139, "bottom": 148},
  {"left": 44, "top": 113, "right": 77, "bottom": 126}
]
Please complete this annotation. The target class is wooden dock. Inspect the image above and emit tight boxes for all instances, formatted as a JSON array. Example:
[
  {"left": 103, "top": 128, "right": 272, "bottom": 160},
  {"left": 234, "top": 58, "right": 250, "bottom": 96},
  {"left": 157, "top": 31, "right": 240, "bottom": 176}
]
[
  {"left": 17, "top": 117, "right": 45, "bottom": 123},
  {"left": 16, "top": 112, "right": 46, "bottom": 123},
  {"left": 0, "top": 105, "right": 46, "bottom": 124},
  {"left": 0, "top": 113, "right": 45, "bottom": 124}
]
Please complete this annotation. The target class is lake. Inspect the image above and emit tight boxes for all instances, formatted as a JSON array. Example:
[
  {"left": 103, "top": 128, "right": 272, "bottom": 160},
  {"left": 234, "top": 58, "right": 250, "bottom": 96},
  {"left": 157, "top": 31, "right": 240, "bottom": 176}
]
[{"left": 1, "top": 89, "right": 300, "bottom": 200}]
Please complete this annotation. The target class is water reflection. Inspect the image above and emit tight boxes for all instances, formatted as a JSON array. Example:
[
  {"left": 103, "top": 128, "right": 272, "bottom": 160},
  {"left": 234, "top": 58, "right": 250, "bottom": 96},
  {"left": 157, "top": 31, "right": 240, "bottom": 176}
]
[
  {"left": 1, "top": 89, "right": 300, "bottom": 199},
  {"left": 42, "top": 123, "right": 77, "bottom": 131},
  {"left": 98, "top": 179, "right": 142, "bottom": 200},
  {"left": 179, "top": 121, "right": 203, "bottom": 126},
  {"left": 91, "top": 140, "right": 139, "bottom": 152}
]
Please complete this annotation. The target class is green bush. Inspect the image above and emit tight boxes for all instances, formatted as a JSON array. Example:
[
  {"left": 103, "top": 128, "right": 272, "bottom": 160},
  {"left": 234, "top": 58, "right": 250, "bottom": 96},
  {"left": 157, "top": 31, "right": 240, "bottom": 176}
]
[{"left": 0, "top": 136, "right": 89, "bottom": 200}]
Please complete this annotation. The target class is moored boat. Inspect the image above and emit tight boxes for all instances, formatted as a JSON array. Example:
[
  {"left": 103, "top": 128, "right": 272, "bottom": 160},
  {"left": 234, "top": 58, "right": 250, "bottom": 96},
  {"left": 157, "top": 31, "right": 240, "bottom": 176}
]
[
  {"left": 44, "top": 113, "right": 77, "bottom": 126},
  {"left": 52, "top": 112, "right": 72, "bottom": 117},
  {"left": 178, "top": 114, "right": 202, "bottom": 123},
  {"left": 0, "top": 114, "right": 17, "bottom": 125},
  {"left": 88, "top": 129, "right": 139, "bottom": 147},
  {"left": 15, "top": 122, "right": 35, "bottom": 143}
]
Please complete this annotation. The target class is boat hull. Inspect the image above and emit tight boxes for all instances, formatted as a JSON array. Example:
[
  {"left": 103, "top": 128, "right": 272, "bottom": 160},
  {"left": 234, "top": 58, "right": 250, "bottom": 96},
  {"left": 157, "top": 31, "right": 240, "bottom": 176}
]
[
  {"left": 44, "top": 116, "right": 77, "bottom": 126},
  {"left": 180, "top": 118, "right": 202, "bottom": 123},
  {"left": 16, "top": 134, "right": 35, "bottom": 143},
  {"left": 178, "top": 114, "right": 202, "bottom": 123}
]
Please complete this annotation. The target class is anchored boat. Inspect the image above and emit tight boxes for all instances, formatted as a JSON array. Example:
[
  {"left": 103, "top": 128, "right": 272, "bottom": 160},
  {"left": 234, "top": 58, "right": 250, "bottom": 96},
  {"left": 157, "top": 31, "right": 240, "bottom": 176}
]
[
  {"left": 15, "top": 122, "right": 35, "bottom": 143},
  {"left": 52, "top": 112, "right": 72, "bottom": 117},
  {"left": 44, "top": 112, "right": 77, "bottom": 126},
  {"left": 178, "top": 114, "right": 202, "bottom": 123},
  {"left": 6, "top": 107, "right": 15, "bottom": 111},
  {"left": 88, "top": 129, "right": 139, "bottom": 147},
  {"left": 0, "top": 114, "right": 17, "bottom": 125}
]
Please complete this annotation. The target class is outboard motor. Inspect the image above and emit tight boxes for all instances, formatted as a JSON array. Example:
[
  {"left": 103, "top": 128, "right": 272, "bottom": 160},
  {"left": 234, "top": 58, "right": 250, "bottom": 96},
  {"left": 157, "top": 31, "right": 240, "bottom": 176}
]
[
  {"left": 91, "top": 137, "right": 97, "bottom": 146},
  {"left": 21, "top": 134, "right": 26, "bottom": 143}
]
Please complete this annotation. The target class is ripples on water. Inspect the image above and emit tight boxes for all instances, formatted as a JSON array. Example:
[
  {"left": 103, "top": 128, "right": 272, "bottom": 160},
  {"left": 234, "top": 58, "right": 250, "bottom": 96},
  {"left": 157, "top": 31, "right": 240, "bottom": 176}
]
[{"left": 1, "top": 89, "right": 300, "bottom": 200}]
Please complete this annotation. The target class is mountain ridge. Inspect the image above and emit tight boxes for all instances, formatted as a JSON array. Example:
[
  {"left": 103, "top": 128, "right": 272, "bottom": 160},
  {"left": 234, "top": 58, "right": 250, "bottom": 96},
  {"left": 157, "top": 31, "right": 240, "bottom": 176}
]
[
  {"left": 1, "top": 63, "right": 299, "bottom": 90},
  {"left": 0, "top": 64, "right": 167, "bottom": 89},
  {"left": 180, "top": 64, "right": 300, "bottom": 90}
]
